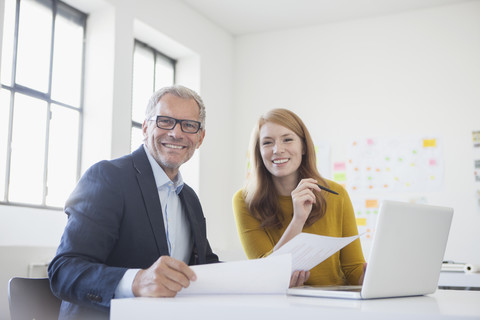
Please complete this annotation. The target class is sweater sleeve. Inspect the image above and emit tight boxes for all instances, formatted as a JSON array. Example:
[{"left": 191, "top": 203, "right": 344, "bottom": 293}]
[{"left": 232, "top": 189, "right": 274, "bottom": 259}]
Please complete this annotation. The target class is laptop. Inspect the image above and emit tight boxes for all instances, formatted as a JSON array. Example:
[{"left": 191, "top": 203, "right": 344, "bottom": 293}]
[{"left": 287, "top": 200, "right": 453, "bottom": 299}]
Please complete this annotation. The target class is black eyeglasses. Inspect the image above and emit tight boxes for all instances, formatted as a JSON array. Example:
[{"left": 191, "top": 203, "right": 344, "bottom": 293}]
[{"left": 149, "top": 115, "right": 202, "bottom": 134}]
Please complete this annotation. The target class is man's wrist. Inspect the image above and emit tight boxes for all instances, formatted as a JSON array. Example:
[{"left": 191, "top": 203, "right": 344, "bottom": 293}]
[{"left": 114, "top": 269, "right": 141, "bottom": 299}]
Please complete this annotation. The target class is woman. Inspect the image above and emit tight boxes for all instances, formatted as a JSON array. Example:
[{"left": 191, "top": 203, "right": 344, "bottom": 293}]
[{"left": 233, "top": 108, "right": 365, "bottom": 287}]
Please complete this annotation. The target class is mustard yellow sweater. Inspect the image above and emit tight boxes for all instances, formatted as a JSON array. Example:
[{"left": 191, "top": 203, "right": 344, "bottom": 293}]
[{"left": 232, "top": 180, "right": 365, "bottom": 286}]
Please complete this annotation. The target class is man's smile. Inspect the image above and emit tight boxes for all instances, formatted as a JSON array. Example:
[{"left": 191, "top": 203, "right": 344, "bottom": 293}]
[{"left": 163, "top": 143, "right": 185, "bottom": 149}]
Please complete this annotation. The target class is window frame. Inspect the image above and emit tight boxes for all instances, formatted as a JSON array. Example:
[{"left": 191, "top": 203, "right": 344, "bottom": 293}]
[{"left": 0, "top": 0, "right": 87, "bottom": 210}]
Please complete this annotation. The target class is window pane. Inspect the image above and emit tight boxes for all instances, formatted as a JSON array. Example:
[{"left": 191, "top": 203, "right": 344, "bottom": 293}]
[
  {"left": 51, "top": 9, "right": 84, "bottom": 107},
  {"left": 16, "top": 0, "right": 52, "bottom": 93},
  {"left": 154, "top": 54, "right": 174, "bottom": 90},
  {"left": 0, "top": 89, "right": 11, "bottom": 201},
  {"left": 9, "top": 93, "right": 47, "bottom": 204},
  {"left": 131, "top": 126, "right": 143, "bottom": 152},
  {"left": 132, "top": 44, "right": 154, "bottom": 123},
  {"left": 0, "top": 0, "right": 16, "bottom": 86},
  {"left": 46, "top": 104, "right": 79, "bottom": 207}
]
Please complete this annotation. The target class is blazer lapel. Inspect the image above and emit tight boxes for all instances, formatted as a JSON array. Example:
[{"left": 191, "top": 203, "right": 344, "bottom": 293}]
[{"left": 132, "top": 146, "right": 169, "bottom": 255}]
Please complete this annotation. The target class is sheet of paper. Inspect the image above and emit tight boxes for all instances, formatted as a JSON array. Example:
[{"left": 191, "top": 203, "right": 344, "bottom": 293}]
[
  {"left": 178, "top": 254, "right": 291, "bottom": 295},
  {"left": 271, "top": 233, "right": 362, "bottom": 271}
]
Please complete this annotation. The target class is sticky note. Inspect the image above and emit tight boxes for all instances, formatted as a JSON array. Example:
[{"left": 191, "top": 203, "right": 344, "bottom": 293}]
[
  {"left": 356, "top": 218, "right": 367, "bottom": 226},
  {"left": 423, "top": 139, "right": 437, "bottom": 148},
  {"left": 365, "top": 199, "right": 379, "bottom": 208},
  {"left": 334, "top": 162, "right": 346, "bottom": 171},
  {"left": 333, "top": 172, "right": 347, "bottom": 182}
]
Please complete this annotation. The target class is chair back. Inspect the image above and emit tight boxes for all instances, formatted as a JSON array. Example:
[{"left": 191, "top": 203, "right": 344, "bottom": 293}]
[{"left": 8, "top": 277, "right": 61, "bottom": 320}]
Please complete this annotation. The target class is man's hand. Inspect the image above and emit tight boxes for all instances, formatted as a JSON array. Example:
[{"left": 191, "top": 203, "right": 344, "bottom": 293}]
[{"left": 132, "top": 256, "right": 197, "bottom": 297}]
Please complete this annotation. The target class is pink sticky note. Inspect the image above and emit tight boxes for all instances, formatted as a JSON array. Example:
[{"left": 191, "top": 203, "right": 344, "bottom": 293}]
[{"left": 334, "top": 162, "right": 346, "bottom": 171}]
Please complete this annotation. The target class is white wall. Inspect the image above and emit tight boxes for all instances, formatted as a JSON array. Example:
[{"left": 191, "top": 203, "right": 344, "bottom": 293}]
[
  {"left": 232, "top": 1, "right": 480, "bottom": 263},
  {"left": 0, "top": 0, "right": 3, "bottom": 63}
]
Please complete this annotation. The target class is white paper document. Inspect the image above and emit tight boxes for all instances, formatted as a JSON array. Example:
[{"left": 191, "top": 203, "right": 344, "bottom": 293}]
[
  {"left": 178, "top": 254, "right": 291, "bottom": 295},
  {"left": 271, "top": 232, "right": 362, "bottom": 271}
]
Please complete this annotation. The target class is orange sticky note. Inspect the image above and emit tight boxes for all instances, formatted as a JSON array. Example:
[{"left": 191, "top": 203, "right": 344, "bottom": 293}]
[{"left": 365, "top": 199, "right": 379, "bottom": 208}]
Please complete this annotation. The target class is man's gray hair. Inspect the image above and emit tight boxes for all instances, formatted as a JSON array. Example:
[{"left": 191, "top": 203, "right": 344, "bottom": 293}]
[{"left": 145, "top": 85, "right": 206, "bottom": 128}]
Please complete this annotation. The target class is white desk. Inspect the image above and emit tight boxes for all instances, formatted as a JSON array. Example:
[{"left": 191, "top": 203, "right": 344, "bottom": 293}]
[
  {"left": 111, "top": 289, "right": 480, "bottom": 320},
  {"left": 438, "top": 271, "right": 480, "bottom": 290}
]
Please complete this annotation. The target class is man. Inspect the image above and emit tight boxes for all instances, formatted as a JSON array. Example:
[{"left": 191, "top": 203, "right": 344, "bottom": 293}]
[{"left": 48, "top": 85, "right": 219, "bottom": 319}]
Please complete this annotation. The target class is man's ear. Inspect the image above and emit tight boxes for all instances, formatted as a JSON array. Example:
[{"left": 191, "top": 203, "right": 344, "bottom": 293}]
[
  {"left": 142, "top": 120, "right": 149, "bottom": 138},
  {"left": 196, "top": 129, "right": 206, "bottom": 149}
]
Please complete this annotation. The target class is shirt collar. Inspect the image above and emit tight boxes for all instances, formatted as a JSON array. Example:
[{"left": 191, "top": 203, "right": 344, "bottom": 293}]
[{"left": 143, "top": 144, "right": 184, "bottom": 194}]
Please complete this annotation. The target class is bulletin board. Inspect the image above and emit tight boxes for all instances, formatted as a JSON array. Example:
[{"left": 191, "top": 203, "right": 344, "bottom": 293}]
[
  {"left": 331, "top": 136, "right": 444, "bottom": 258},
  {"left": 345, "top": 136, "right": 443, "bottom": 193}
]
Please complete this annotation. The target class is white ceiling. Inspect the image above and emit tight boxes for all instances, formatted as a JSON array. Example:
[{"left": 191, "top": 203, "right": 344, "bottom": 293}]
[{"left": 180, "top": 0, "right": 473, "bottom": 35}]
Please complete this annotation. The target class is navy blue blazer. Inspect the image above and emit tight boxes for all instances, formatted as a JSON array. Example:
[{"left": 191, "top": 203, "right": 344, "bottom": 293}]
[{"left": 48, "top": 145, "right": 219, "bottom": 320}]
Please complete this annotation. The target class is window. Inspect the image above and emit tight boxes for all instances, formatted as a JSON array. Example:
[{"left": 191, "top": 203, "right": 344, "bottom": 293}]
[
  {"left": 131, "top": 40, "right": 176, "bottom": 151},
  {"left": 1, "top": 0, "right": 86, "bottom": 208}
]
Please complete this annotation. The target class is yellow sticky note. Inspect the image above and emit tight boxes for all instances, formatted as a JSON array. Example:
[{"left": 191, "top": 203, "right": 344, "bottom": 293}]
[
  {"left": 356, "top": 218, "right": 367, "bottom": 226},
  {"left": 423, "top": 139, "right": 437, "bottom": 148}
]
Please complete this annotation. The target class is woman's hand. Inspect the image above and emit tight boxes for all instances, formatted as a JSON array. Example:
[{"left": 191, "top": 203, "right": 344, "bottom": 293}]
[
  {"left": 291, "top": 178, "right": 321, "bottom": 224},
  {"left": 274, "top": 178, "right": 321, "bottom": 252},
  {"left": 289, "top": 270, "right": 310, "bottom": 288}
]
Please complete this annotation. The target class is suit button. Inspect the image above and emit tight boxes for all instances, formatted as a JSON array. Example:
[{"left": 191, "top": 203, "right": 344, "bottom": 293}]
[{"left": 87, "top": 293, "right": 102, "bottom": 302}]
